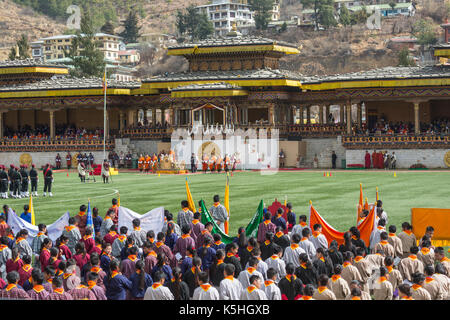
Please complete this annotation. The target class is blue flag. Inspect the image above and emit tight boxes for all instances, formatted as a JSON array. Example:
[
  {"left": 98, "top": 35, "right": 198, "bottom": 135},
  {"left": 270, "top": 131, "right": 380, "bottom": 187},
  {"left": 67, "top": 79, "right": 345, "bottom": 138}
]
[{"left": 86, "top": 200, "right": 94, "bottom": 233}]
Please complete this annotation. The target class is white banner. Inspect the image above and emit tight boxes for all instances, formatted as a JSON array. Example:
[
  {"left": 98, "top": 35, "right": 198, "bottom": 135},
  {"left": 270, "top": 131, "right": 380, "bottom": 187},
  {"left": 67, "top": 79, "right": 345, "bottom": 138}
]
[
  {"left": 6, "top": 209, "right": 70, "bottom": 244},
  {"left": 118, "top": 206, "right": 165, "bottom": 235}
]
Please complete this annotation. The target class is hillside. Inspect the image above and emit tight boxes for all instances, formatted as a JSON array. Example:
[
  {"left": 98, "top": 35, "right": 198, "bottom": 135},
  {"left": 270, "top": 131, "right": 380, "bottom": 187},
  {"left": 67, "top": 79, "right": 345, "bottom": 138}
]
[
  {"left": 1, "top": 0, "right": 448, "bottom": 75},
  {"left": 0, "top": 0, "right": 67, "bottom": 60}
]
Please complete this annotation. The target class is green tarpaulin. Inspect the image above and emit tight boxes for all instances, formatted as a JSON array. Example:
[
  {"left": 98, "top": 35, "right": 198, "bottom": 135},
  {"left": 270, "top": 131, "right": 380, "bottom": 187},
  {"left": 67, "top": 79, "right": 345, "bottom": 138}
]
[{"left": 200, "top": 199, "right": 264, "bottom": 244}]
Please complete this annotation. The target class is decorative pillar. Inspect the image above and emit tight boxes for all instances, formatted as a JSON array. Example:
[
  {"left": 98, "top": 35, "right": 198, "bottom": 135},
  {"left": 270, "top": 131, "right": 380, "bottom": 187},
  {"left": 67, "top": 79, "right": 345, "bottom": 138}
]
[
  {"left": 326, "top": 105, "right": 330, "bottom": 124},
  {"left": 357, "top": 103, "right": 362, "bottom": 127},
  {"left": 340, "top": 104, "right": 345, "bottom": 124},
  {"left": 49, "top": 110, "right": 55, "bottom": 139},
  {"left": 319, "top": 105, "right": 324, "bottom": 124},
  {"left": 169, "top": 107, "right": 174, "bottom": 125},
  {"left": 346, "top": 103, "right": 352, "bottom": 135},
  {"left": 161, "top": 108, "right": 166, "bottom": 124},
  {"left": 269, "top": 104, "right": 275, "bottom": 125},
  {"left": 306, "top": 106, "right": 311, "bottom": 124},
  {"left": 152, "top": 108, "right": 157, "bottom": 125},
  {"left": 0, "top": 111, "right": 3, "bottom": 139},
  {"left": 299, "top": 106, "right": 304, "bottom": 125},
  {"left": 414, "top": 101, "right": 420, "bottom": 135},
  {"left": 119, "top": 111, "right": 125, "bottom": 131},
  {"left": 143, "top": 108, "right": 148, "bottom": 124}
]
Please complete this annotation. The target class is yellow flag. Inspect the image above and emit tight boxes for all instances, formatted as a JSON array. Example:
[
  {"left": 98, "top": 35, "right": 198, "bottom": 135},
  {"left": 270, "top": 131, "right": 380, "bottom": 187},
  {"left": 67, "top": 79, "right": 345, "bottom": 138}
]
[
  {"left": 29, "top": 194, "right": 35, "bottom": 226},
  {"left": 118, "top": 193, "right": 120, "bottom": 207},
  {"left": 224, "top": 174, "right": 230, "bottom": 235},
  {"left": 376, "top": 187, "right": 379, "bottom": 202},
  {"left": 357, "top": 183, "right": 363, "bottom": 223},
  {"left": 185, "top": 178, "right": 196, "bottom": 213}
]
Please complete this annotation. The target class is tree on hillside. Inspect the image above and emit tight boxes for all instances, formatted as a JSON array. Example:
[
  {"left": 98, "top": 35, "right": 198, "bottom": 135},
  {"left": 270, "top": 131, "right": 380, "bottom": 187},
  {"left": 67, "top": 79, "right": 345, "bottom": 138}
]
[
  {"left": 120, "top": 11, "right": 141, "bottom": 44},
  {"left": 339, "top": 5, "right": 351, "bottom": 26},
  {"left": 176, "top": 6, "right": 214, "bottom": 41},
  {"left": 349, "top": 7, "right": 368, "bottom": 25},
  {"left": 412, "top": 19, "right": 438, "bottom": 47},
  {"left": 8, "top": 34, "right": 30, "bottom": 60},
  {"left": 319, "top": 4, "right": 337, "bottom": 29},
  {"left": 249, "top": 0, "right": 275, "bottom": 30},
  {"left": 65, "top": 13, "right": 105, "bottom": 78},
  {"left": 300, "top": 0, "right": 337, "bottom": 30},
  {"left": 397, "top": 48, "right": 416, "bottom": 67},
  {"left": 101, "top": 20, "right": 115, "bottom": 35}
]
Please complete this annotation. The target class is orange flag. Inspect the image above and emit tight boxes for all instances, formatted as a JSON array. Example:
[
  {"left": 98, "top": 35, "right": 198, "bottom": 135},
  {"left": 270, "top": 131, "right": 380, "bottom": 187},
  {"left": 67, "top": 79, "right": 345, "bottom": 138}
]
[
  {"left": 309, "top": 202, "right": 345, "bottom": 246},
  {"left": 358, "top": 203, "right": 376, "bottom": 247},
  {"left": 364, "top": 197, "right": 369, "bottom": 211},
  {"left": 357, "top": 183, "right": 363, "bottom": 224}
]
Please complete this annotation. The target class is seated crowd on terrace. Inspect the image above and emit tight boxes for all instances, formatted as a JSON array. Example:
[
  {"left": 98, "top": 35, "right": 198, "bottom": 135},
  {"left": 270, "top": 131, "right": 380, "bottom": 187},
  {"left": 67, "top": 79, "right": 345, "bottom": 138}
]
[{"left": 3, "top": 125, "right": 105, "bottom": 141}]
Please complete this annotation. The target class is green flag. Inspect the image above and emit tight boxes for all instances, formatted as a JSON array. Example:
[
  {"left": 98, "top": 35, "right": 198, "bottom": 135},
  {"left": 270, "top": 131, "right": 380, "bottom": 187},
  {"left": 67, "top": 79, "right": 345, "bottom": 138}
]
[{"left": 200, "top": 199, "right": 264, "bottom": 244}]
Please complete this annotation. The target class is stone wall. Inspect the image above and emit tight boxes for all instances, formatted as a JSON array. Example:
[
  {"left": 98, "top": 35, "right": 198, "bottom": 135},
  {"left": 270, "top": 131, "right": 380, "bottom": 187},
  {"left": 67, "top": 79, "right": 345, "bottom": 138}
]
[
  {"left": 303, "top": 137, "right": 346, "bottom": 168},
  {"left": 0, "top": 151, "right": 107, "bottom": 169},
  {"left": 346, "top": 149, "right": 450, "bottom": 169}
]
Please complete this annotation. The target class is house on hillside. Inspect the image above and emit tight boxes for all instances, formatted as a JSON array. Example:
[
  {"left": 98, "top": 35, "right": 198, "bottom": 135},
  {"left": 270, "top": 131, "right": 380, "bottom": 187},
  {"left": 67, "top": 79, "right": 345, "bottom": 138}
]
[{"left": 195, "top": 0, "right": 255, "bottom": 36}]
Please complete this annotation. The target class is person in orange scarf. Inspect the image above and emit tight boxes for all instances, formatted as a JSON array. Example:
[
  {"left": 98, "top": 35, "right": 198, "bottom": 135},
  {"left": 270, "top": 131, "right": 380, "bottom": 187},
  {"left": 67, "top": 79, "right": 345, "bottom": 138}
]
[
  {"left": 75, "top": 204, "right": 88, "bottom": 237},
  {"left": 144, "top": 154, "right": 151, "bottom": 174},
  {"left": 410, "top": 272, "right": 431, "bottom": 300},
  {"left": 373, "top": 266, "right": 394, "bottom": 300},
  {"left": 312, "top": 274, "right": 336, "bottom": 300},
  {"left": 397, "top": 222, "right": 416, "bottom": 259},
  {"left": 328, "top": 264, "right": 351, "bottom": 299},
  {"left": 138, "top": 154, "right": 145, "bottom": 173}
]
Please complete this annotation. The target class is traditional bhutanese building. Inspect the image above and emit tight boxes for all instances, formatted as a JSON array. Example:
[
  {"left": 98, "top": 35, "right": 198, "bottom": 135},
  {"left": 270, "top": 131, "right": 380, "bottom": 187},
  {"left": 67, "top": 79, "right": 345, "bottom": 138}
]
[{"left": 0, "top": 26, "right": 449, "bottom": 168}]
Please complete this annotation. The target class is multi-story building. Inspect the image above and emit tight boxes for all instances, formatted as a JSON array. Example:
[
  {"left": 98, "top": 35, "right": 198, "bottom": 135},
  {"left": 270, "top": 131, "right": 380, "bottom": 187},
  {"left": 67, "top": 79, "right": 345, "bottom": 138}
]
[
  {"left": 38, "top": 33, "right": 121, "bottom": 62},
  {"left": 195, "top": 0, "right": 255, "bottom": 36}
]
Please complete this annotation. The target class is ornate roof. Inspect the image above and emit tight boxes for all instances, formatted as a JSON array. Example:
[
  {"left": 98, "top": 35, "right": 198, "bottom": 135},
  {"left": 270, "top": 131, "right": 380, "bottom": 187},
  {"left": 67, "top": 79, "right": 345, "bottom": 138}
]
[
  {"left": 144, "top": 68, "right": 303, "bottom": 83},
  {"left": 0, "top": 76, "right": 140, "bottom": 98},
  {"left": 167, "top": 36, "right": 300, "bottom": 55},
  {"left": 0, "top": 58, "right": 68, "bottom": 71},
  {"left": 301, "top": 65, "right": 450, "bottom": 89}
]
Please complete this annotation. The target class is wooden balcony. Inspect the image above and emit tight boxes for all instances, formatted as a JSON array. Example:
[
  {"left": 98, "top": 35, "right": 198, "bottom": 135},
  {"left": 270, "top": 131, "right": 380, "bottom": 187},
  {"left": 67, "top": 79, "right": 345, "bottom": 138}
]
[
  {"left": 0, "top": 138, "right": 115, "bottom": 152},
  {"left": 342, "top": 134, "right": 450, "bottom": 149}
]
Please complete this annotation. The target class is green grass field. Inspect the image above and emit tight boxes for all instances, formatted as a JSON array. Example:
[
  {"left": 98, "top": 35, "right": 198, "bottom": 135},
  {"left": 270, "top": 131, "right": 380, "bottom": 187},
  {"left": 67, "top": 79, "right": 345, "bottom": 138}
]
[{"left": 3, "top": 169, "right": 450, "bottom": 237}]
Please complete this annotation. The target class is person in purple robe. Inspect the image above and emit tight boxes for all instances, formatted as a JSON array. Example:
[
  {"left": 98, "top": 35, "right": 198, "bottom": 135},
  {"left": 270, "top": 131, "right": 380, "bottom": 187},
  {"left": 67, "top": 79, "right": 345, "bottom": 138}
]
[
  {"left": 195, "top": 222, "right": 214, "bottom": 250},
  {"left": 87, "top": 272, "right": 107, "bottom": 300},
  {"left": 0, "top": 271, "right": 30, "bottom": 300},
  {"left": 68, "top": 283, "right": 97, "bottom": 300},
  {"left": 257, "top": 212, "right": 277, "bottom": 244},
  {"left": 120, "top": 246, "right": 138, "bottom": 279},
  {"left": 190, "top": 211, "right": 205, "bottom": 243},
  {"left": 26, "top": 269, "right": 49, "bottom": 300},
  {"left": 154, "top": 232, "right": 176, "bottom": 268},
  {"left": 151, "top": 253, "right": 173, "bottom": 285},
  {"left": 173, "top": 225, "right": 196, "bottom": 260},
  {"left": 45, "top": 277, "right": 73, "bottom": 300}
]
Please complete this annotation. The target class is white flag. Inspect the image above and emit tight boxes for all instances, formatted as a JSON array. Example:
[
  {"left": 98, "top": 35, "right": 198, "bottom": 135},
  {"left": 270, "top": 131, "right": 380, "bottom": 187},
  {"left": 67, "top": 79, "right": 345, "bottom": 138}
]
[
  {"left": 118, "top": 206, "right": 165, "bottom": 235},
  {"left": 7, "top": 209, "right": 70, "bottom": 244}
]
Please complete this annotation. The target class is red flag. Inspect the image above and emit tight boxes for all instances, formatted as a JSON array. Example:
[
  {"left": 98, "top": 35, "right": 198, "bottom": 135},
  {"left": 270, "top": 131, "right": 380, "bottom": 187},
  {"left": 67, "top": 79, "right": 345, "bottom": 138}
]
[{"left": 309, "top": 202, "right": 345, "bottom": 246}]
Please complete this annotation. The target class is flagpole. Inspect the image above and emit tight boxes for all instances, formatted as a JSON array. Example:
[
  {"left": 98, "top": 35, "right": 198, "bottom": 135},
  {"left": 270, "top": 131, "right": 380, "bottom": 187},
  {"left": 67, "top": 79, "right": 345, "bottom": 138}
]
[{"left": 103, "top": 65, "right": 107, "bottom": 161}]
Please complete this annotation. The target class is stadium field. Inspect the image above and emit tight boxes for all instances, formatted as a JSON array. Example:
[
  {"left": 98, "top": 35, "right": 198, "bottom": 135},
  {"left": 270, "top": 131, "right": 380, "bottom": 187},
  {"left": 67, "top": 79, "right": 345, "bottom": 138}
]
[{"left": 3, "top": 169, "right": 450, "bottom": 238}]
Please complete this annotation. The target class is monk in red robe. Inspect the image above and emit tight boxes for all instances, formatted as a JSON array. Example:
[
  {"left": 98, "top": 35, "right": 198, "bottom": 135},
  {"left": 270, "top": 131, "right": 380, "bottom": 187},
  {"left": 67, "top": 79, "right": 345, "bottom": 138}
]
[
  {"left": 371, "top": 150, "right": 377, "bottom": 169},
  {"left": 364, "top": 151, "right": 371, "bottom": 169}
]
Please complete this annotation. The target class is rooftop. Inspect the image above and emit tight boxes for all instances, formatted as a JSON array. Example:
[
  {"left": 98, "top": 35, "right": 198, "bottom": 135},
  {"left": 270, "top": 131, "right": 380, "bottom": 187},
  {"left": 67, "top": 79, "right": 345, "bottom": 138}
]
[{"left": 167, "top": 36, "right": 300, "bottom": 55}]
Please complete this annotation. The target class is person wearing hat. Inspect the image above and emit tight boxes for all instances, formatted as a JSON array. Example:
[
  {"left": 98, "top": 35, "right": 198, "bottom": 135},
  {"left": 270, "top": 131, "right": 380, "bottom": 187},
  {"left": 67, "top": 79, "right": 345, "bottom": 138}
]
[
  {"left": 101, "top": 159, "right": 110, "bottom": 184},
  {"left": 78, "top": 161, "right": 86, "bottom": 183},
  {"left": 8, "top": 164, "right": 15, "bottom": 197},
  {"left": 0, "top": 165, "right": 9, "bottom": 199},
  {"left": 29, "top": 164, "right": 38, "bottom": 197},
  {"left": 12, "top": 166, "right": 22, "bottom": 199},
  {"left": 43, "top": 163, "right": 53, "bottom": 197},
  {"left": 19, "top": 164, "right": 29, "bottom": 198}
]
